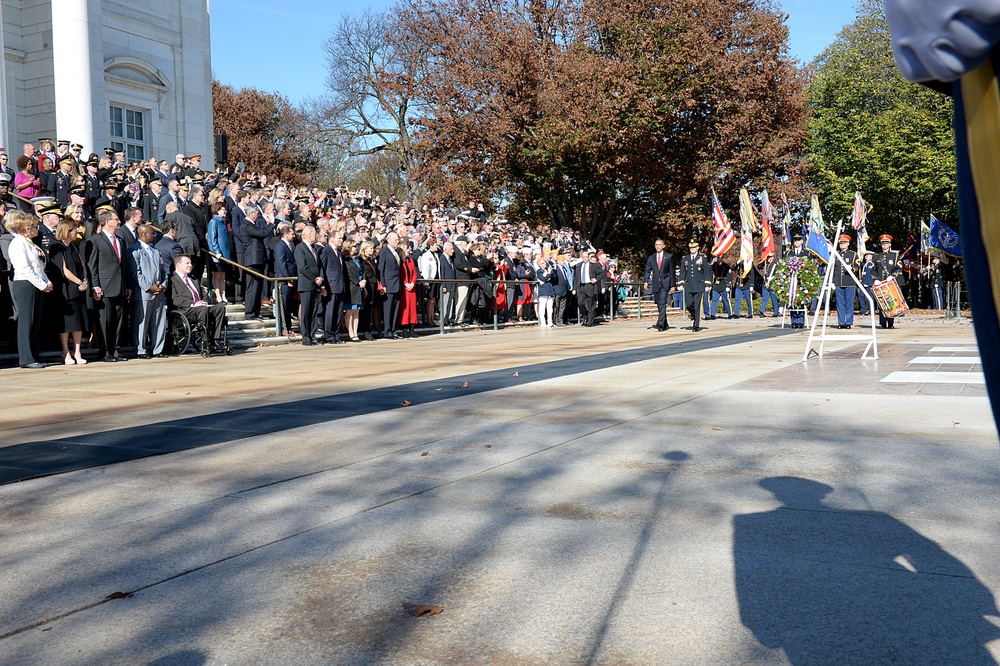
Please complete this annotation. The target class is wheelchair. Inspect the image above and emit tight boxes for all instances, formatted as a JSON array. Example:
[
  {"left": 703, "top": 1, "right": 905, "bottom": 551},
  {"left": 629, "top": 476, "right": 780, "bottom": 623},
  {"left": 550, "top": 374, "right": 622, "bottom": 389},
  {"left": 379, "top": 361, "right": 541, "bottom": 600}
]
[{"left": 166, "top": 309, "right": 233, "bottom": 358}]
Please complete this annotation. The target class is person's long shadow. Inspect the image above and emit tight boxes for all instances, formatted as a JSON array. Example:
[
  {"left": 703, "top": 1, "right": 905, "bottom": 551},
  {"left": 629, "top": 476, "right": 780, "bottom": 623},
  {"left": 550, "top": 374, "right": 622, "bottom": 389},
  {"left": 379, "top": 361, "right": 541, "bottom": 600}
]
[{"left": 734, "top": 477, "right": 1000, "bottom": 665}]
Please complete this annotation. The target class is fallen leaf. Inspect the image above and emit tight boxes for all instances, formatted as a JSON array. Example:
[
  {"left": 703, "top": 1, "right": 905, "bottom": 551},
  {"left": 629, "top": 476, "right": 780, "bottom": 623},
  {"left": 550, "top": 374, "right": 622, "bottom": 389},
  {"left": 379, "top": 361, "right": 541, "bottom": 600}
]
[
  {"left": 149, "top": 391, "right": 156, "bottom": 394},
  {"left": 953, "top": 421, "right": 961, "bottom": 426},
  {"left": 777, "top": 360, "right": 783, "bottom": 363},
  {"left": 455, "top": 381, "right": 470, "bottom": 390},
  {"left": 402, "top": 602, "right": 444, "bottom": 617},
  {"left": 513, "top": 371, "right": 519, "bottom": 377},
  {"left": 485, "top": 444, "right": 492, "bottom": 448},
  {"left": 400, "top": 400, "right": 413, "bottom": 407},
  {"left": 105, "top": 592, "right": 133, "bottom": 600},
  {"left": 420, "top": 451, "right": 429, "bottom": 456},
  {"left": 711, "top": 427, "right": 723, "bottom": 431},
  {"left": 41, "top": 627, "right": 52, "bottom": 632},
  {"left": 185, "top": 392, "right": 191, "bottom": 396}
]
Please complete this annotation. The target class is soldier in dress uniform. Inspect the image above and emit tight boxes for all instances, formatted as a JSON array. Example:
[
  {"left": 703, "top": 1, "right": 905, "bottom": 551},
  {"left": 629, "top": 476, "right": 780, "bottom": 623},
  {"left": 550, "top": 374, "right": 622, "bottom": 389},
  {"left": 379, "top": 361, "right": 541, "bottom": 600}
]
[
  {"left": 858, "top": 250, "right": 875, "bottom": 315},
  {"left": 54, "top": 156, "right": 75, "bottom": 207},
  {"left": 873, "top": 233, "right": 904, "bottom": 329},
  {"left": 69, "top": 143, "right": 85, "bottom": 172},
  {"left": 927, "top": 257, "right": 945, "bottom": 310},
  {"left": 95, "top": 181, "right": 126, "bottom": 223},
  {"left": 83, "top": 156, "right": 103, "bottom": 212},
  {"left": 708, "top": 256, "right": 734, "bottom": 319},
  {"left": 0, "top": 151, "right": 14, "bottom": 180},
  {"left": 678, "top": 240, "right": 713, "bottom": 332},
  {"left": 0, "top": 172, "right": 14, "bottom": 208},
  {"left": 832, "top": 234, "right": 858, "bottom": 329}
]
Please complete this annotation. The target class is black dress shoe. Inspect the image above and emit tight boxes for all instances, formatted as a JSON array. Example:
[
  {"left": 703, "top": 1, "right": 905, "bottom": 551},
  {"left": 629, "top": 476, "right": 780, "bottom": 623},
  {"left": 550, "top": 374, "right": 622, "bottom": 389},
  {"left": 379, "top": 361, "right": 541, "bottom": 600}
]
[
  {"left": 20, "top": 362, "right": 46, "bottom": 369},
  {"left": 138, "top": 353, "right": 152, "bottom": 359},
  {"left": 653, "top": 325, "right": 663, "bottom": 332},
  {"left": 102, "top": 355, "right": 118, "bottom": 362},
  {"left": 156, "top": 352, "right": 170, "bottom": 358},
  {"left": 662, "top": 325, "right": 671, "bottom": 331},
  {"left": 302, "top": 340, "right": 316, "bottom": 346},
  {"left": 692, "top": 326, "right": 701, "bottom": 332},
  {"left": 114, "top": 354, "right": 128, "bottom": 362}
]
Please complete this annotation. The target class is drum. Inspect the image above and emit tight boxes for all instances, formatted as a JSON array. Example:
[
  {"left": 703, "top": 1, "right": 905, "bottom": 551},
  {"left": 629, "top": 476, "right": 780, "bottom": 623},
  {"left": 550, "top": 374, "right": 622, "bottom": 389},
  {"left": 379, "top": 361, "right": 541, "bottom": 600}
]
[{"left": 873, "top": 277, "right": 909, "bottom": 317}]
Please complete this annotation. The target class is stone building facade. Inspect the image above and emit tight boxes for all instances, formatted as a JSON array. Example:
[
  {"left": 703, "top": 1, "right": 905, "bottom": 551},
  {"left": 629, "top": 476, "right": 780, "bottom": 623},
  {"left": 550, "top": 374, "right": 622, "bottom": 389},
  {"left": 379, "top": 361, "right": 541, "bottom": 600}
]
[{"left": 0, "top": 0, "right": 212, "bottom": 161}]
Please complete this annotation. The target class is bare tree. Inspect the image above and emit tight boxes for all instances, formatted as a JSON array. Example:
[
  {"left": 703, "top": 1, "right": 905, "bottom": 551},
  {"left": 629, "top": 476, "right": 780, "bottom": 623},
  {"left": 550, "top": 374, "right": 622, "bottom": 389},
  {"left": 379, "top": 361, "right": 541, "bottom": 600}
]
[{"left": 319, "top": 9, "right": 424, "bottom": 202}]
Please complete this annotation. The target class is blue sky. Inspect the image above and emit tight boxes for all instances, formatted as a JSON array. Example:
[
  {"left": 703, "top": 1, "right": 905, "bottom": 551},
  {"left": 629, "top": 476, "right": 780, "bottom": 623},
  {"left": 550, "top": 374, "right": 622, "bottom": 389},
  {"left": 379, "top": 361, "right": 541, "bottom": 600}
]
[{"left": 209, "top": 0, "right": 859, "bottom": 105}]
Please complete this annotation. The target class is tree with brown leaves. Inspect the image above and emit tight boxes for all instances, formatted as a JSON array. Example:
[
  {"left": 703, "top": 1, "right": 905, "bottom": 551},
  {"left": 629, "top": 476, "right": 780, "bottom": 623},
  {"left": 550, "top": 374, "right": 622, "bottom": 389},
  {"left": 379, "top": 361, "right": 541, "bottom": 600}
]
[
  {"left": 396, "top": 0, "right": 809, "bottom": 253},
  {"left": 211, "top": 80, "right": 319, "bottom": 186}
]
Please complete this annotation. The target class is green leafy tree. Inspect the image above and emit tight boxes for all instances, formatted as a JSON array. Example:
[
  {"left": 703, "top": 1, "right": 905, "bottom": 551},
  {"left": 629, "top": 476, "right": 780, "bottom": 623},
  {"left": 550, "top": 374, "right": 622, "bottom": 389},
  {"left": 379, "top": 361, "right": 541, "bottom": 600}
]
[{"left": 807, "top": 0, "right": 956, "bottom": 239}]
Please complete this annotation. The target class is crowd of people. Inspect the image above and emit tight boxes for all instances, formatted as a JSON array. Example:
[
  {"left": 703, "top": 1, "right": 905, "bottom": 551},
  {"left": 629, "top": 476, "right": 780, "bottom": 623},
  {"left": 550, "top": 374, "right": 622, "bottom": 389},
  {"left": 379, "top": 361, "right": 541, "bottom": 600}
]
[{"left": 0, "top": 140, "right": 644, "bottom": 368}]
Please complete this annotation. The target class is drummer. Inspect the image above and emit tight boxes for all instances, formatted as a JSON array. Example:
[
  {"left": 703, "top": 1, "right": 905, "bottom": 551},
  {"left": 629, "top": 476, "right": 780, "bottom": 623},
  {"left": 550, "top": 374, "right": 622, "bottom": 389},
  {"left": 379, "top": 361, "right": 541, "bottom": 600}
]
[{"left": 873, "top": 234, "right": 904, "bottom": 329}]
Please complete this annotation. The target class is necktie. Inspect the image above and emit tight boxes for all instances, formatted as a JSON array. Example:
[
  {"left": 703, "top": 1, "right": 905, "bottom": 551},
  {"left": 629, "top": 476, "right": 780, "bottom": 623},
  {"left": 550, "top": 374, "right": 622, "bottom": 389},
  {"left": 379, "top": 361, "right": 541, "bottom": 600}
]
[
  {"left": 184, "top": 275, "right": 200, "bottom": 302},
  {"left": 111, "top": 236, "right": 120, "bottom": 261},
  {"left": 657, "top": 253, "right": 662, "bottom": 270}
]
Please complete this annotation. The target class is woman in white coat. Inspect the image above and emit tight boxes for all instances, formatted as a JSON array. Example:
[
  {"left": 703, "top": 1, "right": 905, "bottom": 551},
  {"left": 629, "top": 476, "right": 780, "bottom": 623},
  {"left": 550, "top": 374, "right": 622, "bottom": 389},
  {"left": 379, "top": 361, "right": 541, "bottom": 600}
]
[{"left": 6, "top": 210, "right": 53, "bottom": 368}]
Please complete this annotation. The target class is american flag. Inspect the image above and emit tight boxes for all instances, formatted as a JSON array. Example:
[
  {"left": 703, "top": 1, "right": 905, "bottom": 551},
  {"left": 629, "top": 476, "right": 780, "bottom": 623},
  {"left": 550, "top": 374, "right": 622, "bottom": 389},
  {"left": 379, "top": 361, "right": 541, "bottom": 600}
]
[{"left": 711, "top": 189, "right": 736, "bottom": 257}]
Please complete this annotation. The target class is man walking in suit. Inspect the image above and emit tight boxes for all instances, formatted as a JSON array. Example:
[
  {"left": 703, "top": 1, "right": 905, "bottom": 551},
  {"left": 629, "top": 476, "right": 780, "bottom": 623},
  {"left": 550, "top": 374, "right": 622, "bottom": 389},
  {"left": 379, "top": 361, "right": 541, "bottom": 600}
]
[
  {"left": 552, "top": 253, "right": 572, "bottom": 326},
  {"left": 294, "top": 225, "right": 324, "bottom": 345},
  {"left": 378, "top": 232, "right": 403, "bottom": 339},
  {"left": 241, "top": 205, "right": 274, "bottom": 320},
  {"left": 127, "top": 224, "right": 168, "bottom": 358},
  {"left": 439, "top": 241, "right": 457, "bottom": 326},
  {"left": 171, "top": 254, "right": 227, "bottom": 350},
  {"left": 643, "top": 238, "right": 676, "bottom": 331},
  {"left": 272, "top": 224, "right": 297, "bottom": 336},
  {"left": 573, "top": 250, "right": 606, "bottom": 326},
  {"left": 321, "top": 229, "right": 346, "bottom": 343},
  {"left": 677, "top": 240, "right": 713, "bottom": 332},
  {"left": 85, "top": 208, "right": 131, "bottom": 361}
]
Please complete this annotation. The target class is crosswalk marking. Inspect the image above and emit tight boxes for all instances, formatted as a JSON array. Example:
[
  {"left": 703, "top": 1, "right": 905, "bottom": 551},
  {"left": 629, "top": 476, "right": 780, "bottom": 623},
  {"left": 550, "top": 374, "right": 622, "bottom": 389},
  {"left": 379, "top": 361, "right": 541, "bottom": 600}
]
[
  {"left": 882, "top": 371, "right": 985, "bottom": 384},
  {"left": 929, "top": 347, "right": 978, "bottom": 353},
  {"left": 908, "top": 357, "right": 981, "bottom": 365}
]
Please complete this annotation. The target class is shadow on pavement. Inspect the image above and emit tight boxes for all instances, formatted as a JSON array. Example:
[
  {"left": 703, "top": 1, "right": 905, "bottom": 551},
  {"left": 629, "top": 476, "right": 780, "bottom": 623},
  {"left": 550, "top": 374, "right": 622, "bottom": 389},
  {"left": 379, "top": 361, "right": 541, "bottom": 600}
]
[
  {"left": 734, "top": 476, "right": 1000, "bottom": 664},
  {"left": 0, "top": 328, "right": 790, "bottom": 484}
]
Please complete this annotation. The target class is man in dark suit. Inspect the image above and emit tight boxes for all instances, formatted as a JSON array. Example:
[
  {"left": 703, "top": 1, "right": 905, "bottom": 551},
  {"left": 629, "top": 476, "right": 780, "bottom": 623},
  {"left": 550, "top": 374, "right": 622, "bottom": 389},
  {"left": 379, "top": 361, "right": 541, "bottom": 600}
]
[
  {"left": 157, "top": 178, "right": 182, "bottom": 223},
  {"left": 230, "top": 191, "right": 248, "bottom": 301},
  {"left": 552, "top": 253, "right": 572, "bottom": 326},
  {"left": 85, "top": 208, "right": 131, "bottom": 360},
  {"left": 171, "top": 253, "right": 226, "bottom": 350},
  {"left": 678, "top": 240, "right": 713, "bottom": 332},
  {"left": 643, "top": 238, "right": 676, "bottom": 331},
  {"left": 294, "top": 225, "right": 324, "bottom": 345},
  {"left": 115, "top": 206, "right": 142, "bottom": 249},
  {"left": 241, "top": 205, "right": 274, "bottom": 320},
  {"left": 272, "top": 224, "right": 297, "bottom": 336},
  {"left": 377, "top": 231, "right": 403, "bottom": 339},
  {"left": 321, "top": 229, "right": 346, "bottom": 343},
  {"left": 155, "top": 220, "right": 183, "bottom": 275},
  {"left": 573, "top": 250, "right": 606, "bottom": 326},
  {"left": 164, "top": 201, "right": 200, "bottom": 274},
  {"left": 439, "top": 241, "right": 458, "bottom": 326},
  {"left": 184, "top": 186, "right": 210, "bottom": 280}
]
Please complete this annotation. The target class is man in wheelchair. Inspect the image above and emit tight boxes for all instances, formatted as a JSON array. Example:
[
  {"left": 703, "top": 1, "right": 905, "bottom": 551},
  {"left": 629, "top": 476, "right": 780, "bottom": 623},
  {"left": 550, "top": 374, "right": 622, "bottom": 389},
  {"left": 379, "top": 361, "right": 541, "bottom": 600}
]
[{"left": 171, "top": 254, "right": 228, "bottom": 354}]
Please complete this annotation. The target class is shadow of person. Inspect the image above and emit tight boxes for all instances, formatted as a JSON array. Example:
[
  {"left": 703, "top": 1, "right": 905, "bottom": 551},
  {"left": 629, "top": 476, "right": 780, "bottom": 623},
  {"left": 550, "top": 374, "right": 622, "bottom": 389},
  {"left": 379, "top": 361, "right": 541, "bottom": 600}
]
[{"left": 734, "top": 477, "right": 1000, "bottom": 665}]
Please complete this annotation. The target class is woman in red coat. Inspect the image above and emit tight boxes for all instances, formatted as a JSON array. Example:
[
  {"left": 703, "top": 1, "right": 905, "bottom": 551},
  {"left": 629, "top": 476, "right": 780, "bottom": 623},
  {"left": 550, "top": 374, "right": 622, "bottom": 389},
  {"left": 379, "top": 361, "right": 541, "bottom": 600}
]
[{"left": 398, "top": 244, "right": 419, "bottom": 337}]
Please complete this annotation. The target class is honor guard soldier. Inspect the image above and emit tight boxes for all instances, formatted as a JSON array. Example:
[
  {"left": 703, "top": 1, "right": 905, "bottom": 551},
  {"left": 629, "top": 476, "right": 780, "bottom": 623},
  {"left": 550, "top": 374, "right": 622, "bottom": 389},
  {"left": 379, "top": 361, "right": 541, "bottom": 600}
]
[
  {"left": 54, "top": 156, "right": 75, "bottom": 207},
  {"left": 789, "top": 233, "right": 807, "bottom": 258},
  {"left": 873, "top": 234, "right": 904, "bottom": 328},
  {"left": 678, "top": 240, "right": 712, "bottom": 332},
  {"left": 832, "top": 234, "right": 858, "bottom": 328},
  {"left": 83, "top": 156, "right": 103, "bottom": 210},
  {"left": 709, "top": 256, "right": 734, "bottom": 319},
  {"left": 927, "top": 257, "right": 944, "bottom": 310},
  {"left": 788, "top": 234, "right": 807, "bottom": 328}
]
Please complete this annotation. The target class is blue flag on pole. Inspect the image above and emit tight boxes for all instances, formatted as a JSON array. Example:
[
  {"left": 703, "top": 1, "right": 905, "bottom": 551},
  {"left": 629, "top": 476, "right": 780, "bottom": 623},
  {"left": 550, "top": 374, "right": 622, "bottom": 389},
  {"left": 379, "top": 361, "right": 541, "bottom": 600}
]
[
  {"left": 805, "top": 195, "right": 830, "bottom": 264},
  {"left": 928, "top": 214, "right": 963, "bottom": 257}
]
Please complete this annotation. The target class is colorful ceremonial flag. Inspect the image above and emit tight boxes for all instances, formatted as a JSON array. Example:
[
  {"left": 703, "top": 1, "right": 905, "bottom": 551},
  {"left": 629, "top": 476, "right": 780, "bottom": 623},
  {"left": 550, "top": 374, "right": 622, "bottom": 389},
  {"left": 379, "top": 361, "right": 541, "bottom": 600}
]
[
  {"left": 759, "top": 190, "right": 775, "bottom": 260},
  {"left": 805, "top": 195, "right": 831, "bottom": 264},
  {"left": 711, "top": 188, "right": 736, "bottom": 257},
  {"left": 780, "top": 192, "right": 792, "bottom": 250},
  {"left": 739, "top": 188, "right": 759, "bottom": 234},
  {"left": 929, "top": 214, "right": 964, "bottom": 257},
  {"left": 739, "top": 226, "right": 754, "bottom": 277},
  {"left": 921, "top": 220, "right": 949, "bottom": 263},
  {"left": 851, "top": 191, "right": 870, "bottom": 256}
]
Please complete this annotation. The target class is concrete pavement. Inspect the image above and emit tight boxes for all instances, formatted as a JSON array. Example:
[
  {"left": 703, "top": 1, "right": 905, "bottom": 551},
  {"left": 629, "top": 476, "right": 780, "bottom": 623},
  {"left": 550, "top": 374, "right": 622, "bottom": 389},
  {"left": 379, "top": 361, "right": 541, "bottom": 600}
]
[{"left": 0, "top": 315, "right": 997, "bottom": 664}]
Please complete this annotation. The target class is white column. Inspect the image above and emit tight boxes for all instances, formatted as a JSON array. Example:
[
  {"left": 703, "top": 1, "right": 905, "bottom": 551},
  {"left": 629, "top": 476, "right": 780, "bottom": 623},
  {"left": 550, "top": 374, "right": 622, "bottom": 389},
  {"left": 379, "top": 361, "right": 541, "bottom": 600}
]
[
  {"left": 0, "top": 2, "right": 9, "bottom": 153},
  {"left": 51, "top": 0, "right": 94, "bottom": 153}
]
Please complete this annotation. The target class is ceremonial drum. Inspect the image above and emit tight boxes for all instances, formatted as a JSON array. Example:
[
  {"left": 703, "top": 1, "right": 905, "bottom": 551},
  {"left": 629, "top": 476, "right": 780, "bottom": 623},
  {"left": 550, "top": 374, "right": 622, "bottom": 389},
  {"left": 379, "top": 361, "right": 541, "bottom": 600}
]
[{"left": 873, "top": 277, "right": 909, "bottom": 317}]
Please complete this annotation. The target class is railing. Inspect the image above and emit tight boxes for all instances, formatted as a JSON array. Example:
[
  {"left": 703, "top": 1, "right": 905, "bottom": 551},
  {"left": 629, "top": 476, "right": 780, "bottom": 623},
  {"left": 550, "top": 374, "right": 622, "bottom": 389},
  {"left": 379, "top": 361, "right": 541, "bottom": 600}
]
[{"left": 206, "top": 251, "right": 294, "bottom": 336}]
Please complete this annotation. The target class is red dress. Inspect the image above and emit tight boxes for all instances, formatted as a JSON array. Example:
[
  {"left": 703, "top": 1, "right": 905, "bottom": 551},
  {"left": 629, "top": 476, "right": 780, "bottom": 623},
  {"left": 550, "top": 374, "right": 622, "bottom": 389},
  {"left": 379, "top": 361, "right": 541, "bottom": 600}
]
[
  {"left": 494, "top": 262, "right": 510, "bottom": 310},
  {"left": 399, "top": 257, "right": 419, "bottom": 325}
]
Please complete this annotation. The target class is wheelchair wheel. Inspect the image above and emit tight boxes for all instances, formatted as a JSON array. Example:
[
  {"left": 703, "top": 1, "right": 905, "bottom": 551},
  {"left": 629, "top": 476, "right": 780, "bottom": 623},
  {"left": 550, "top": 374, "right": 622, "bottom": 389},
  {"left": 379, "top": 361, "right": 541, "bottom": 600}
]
[{"left": 167, "top": 311, "right": 192, "bottom": 356}]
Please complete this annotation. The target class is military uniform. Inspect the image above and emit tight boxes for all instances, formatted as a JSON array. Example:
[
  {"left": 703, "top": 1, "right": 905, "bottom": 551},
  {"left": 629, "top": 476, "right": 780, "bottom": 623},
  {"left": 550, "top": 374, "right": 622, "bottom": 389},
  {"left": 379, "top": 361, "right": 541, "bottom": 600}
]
[
  {"left": 927, "top": 261, "right": 944, "bottom": 310},
  {"left": 832, "top": 236, "right": 858, "bottom": 328},
  {"left": 709, "top": 259, "right": 733, "bottom": 318},
  {"left": 873, "top": 236, "right": 904, "bottom": 328},
  {"left": 678, "top": 245, "right": 712, "bottom": 331},
  {"left": 787, "top": 238, "right": 808, "bottom": 327}
]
